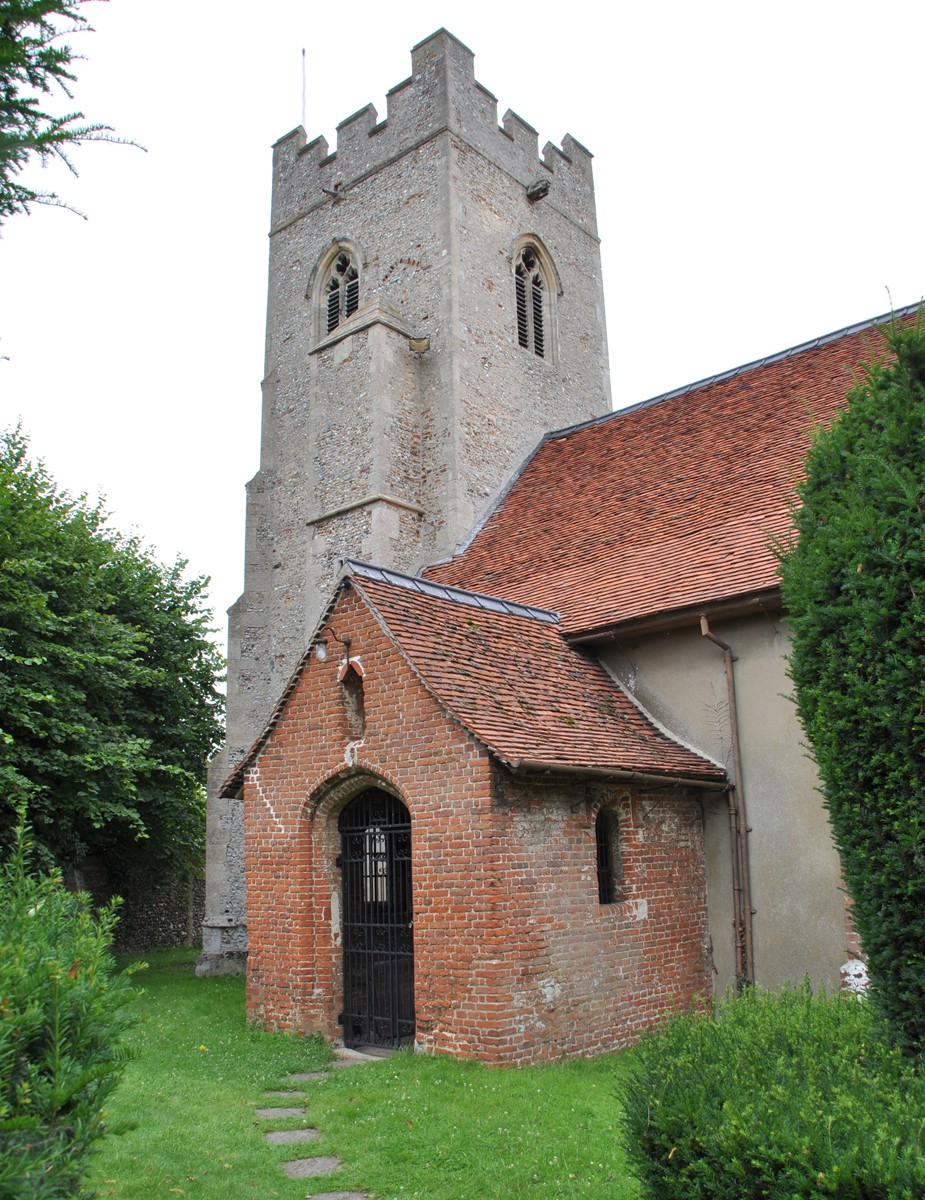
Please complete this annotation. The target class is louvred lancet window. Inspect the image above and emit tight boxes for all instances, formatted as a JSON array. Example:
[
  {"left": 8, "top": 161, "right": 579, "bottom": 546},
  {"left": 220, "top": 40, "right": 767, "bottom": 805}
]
[
  {"left": 515, "top": 245, "right": 546, "bottom": 358},
  {"left": 325, "top": 250, "right": 360, "bottom": 334}
]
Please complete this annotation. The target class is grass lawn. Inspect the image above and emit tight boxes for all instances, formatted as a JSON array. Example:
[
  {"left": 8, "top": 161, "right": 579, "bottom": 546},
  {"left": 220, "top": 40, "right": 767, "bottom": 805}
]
[{"left": 89, "top": 949, "right": 641, "bottom": 1200}]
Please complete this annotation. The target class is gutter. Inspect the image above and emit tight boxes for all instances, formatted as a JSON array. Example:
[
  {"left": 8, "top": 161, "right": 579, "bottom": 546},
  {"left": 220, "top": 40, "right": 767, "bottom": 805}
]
[
  {"left": 568, "top": 590, "right": 781, "bottom": 646},
  {"left": 508, "top": 758, "right": 724, "bottom": 790}
]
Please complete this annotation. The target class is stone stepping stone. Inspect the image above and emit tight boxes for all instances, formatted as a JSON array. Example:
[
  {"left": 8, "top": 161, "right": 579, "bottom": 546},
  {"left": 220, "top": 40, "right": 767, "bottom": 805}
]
[
  {"left": 310, "top": 1193, "right": 369, "bottom": 1199},
  {"left": 254, "top": 1106, "right": 305, "bottom": 1119},
  {"left": 263, "top": 1089, "right": 304, "bottom": 1099},
  {"left": 281, "top": 1155, "right": 341, "bottom": 1178},
  {"left": 286, "top": 1071, "right": 328, "bottom": 1083},
  {"left": 263, "top": 1127, "right": 321, "bottom": 1145}
]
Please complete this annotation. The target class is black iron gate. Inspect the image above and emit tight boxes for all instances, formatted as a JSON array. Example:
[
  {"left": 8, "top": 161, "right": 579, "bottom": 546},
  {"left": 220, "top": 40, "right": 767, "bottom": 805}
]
[{"left": 338, "top": 788, "right": 414, "bottom": 1049}]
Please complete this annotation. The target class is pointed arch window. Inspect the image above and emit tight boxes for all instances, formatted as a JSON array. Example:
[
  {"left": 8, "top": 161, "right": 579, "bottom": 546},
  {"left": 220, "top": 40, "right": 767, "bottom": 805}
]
[
  {"left": 324, "top": 250, "right": 360, "bottom": 334},
  {"left": 515, "top": 245, "right": 547, "bottom": 358}
]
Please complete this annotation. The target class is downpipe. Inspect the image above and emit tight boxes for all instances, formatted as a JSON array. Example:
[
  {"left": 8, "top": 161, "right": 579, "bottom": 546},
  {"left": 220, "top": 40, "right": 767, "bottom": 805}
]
[{"left": 700, "top": 615, "right": 755, "bottom": 987}]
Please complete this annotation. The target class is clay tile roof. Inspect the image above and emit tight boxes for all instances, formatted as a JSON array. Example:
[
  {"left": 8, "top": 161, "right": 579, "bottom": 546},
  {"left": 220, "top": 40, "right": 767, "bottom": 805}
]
[
  {"left": 349, "top": 562, "right": 724, "bottom": 784},
  {"left": 427, "top": 306, "right": 918, "bottom": 636}
]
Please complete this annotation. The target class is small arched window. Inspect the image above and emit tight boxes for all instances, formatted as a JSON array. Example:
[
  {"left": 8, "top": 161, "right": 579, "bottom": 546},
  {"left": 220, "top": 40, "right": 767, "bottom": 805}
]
[
  {"left": 595, "top": 807, "right": 623, "bottom": 905},
  {"left": 514, "top": 245, "right": 547, "bottom": 358},
  {"left": 341, "top": 663, "right": 366, "bottom": 740},
  {"left": 324, "top": 249, "right": 360, "bottom": 334}
]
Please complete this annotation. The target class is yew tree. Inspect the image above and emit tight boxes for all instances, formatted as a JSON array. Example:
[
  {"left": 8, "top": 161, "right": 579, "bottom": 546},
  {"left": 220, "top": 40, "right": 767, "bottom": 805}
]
[
  {"left": 0, "top": 0, "right": 124, "bottom": 222},
  {"left": 779, "top": 315, "right": 925, "bottom": 1057},
  {"left": 0, "top": 429, "right": 224, "bottom": 877}
]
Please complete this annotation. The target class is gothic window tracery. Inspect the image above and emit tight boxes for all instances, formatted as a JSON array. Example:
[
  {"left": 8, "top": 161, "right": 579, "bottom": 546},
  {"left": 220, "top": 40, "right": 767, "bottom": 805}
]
[
  {"left": 514, "top": 245, "right": 547, "bottom": 358},
  {"left": 324, "top": 249, "right": 360, "bottom": 334}
]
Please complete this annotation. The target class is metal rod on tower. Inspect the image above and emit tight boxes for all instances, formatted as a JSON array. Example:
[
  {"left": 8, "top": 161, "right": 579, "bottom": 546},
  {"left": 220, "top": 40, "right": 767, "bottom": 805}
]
[{"left": 301, "top": 48, "right": 306, "bottom": 129}]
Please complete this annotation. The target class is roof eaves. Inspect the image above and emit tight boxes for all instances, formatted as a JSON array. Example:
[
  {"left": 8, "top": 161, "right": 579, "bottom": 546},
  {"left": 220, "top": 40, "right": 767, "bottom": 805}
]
[
  {"left": 352, "top": 573, "right": 723, "bottom": 783},
  {"left": 506, "top": 758, "right": 724, "bottom": 788},
  {"left": 567, "top": 589, "right": 783, "bottom": 645}
]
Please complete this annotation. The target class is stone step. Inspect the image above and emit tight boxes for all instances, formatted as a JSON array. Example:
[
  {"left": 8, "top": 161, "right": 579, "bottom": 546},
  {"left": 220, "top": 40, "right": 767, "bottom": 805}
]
[
  {"left": 263, "top": 1127, "right": 321, "bottom": 1145},
  {"left": 309, "top": 1193, "right": 369, "bottom": 1199},
  {"left": 282, "top": 1155, "right": 341, "bottom": 1178}
]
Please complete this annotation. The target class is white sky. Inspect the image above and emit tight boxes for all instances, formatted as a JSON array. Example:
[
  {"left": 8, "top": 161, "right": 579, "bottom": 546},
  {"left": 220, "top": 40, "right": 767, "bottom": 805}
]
[{"left": 1, "top": 0, "right": 922, "bottom": 656}]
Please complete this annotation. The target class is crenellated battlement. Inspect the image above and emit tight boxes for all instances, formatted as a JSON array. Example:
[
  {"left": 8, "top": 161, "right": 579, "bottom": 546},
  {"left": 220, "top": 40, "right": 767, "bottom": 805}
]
[{"left": 271, "top": 29, "right": 596, "bottom": 233}]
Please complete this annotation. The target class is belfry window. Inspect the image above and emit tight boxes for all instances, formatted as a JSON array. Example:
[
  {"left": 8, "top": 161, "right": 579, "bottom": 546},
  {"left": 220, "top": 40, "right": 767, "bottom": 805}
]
[
  {"left": 595, "top": 807, "right": 623, "bottom": 905},
  {"left": 515, "top": 245, "right": 547, "bottom": 358},
  {"left": 324, "top": 250, "right": 360, "bottom": 334}
]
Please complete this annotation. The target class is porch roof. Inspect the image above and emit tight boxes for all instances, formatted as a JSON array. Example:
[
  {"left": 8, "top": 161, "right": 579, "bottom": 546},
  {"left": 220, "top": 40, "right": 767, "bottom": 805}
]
[
  {"left": 220, "top": 562, "right": 725, "bottom": 798},
  {"left": 351, "top": 563, "right": 724, "bottom": 785}
]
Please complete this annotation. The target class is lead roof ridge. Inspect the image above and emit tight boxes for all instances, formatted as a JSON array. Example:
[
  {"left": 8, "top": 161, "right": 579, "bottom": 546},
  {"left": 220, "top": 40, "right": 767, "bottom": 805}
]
[
  {"left": 543, "top": 300, "right": 923, "bottom": 444},
  {"left": 343, "top": 559, "right": 560, "bottom": 623}
]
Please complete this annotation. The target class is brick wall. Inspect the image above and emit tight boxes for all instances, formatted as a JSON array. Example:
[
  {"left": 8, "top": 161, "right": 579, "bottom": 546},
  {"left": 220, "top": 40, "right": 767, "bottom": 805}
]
[
  {"left": 243, "top": 584, "right": 712, "bottom": 1062},
  {"left": 489, "top": 773, "right": 712, "bottom": 1060}
]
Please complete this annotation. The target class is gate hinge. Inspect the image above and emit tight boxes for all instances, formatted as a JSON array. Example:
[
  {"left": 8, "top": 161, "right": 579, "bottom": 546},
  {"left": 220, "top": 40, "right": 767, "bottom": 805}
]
[
  {"left": 335, "top": 855, "right": 343, "bottom": 869},
  {"left": 336, "top": 1012, "right": 344, "bottom": 1026}
]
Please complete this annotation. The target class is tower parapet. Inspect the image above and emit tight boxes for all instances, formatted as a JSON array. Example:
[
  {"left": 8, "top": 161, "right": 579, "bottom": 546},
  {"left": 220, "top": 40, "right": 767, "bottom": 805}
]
[{"left": 271, "top": 29, "right": 597, "bottom": 234}]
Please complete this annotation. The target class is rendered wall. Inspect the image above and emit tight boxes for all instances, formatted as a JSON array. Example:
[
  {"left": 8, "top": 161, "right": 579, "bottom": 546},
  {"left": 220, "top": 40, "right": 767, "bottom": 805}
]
[
  {"left": 243, "top": 585, "right": 710, "bottom": 1063},
  {"left": 602, "top": 613, "right": 849, "bottom": 998}
]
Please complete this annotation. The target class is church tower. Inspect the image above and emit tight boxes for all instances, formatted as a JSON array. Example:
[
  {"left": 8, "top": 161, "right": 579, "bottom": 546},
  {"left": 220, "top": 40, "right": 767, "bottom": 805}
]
[{"left": 199, "top": 30, "right": 611, "bottom": 973}]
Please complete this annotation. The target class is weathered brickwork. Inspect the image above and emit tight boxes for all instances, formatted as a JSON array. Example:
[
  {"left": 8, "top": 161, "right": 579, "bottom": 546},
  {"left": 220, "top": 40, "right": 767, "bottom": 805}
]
[
  {"left": 243, "top": 585, "right": 711, "bottom": 1062},
  {"left": 493, "top": 775, "right": 711, "bottom": 1059}
]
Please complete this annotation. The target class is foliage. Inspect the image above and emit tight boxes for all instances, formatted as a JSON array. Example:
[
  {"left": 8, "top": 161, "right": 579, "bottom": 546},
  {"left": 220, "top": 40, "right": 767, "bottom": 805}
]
[
  {"left": 90, "top": 952, "right": 639, "bottom": 1199},
  {"left": 0, "top": 428, "right": 224, "bottom": 877},
  {"left": 621, "top": 984, "right": 925, "bottom": 1200},
  {"left": 778, "top": 314, "right": 925, "bottom": 1056},
  {"left": 0, "top": 829, "right": 141, "bottom": 1198},
  {"left": 0, "top": 0, "right": 129, "bottom": 222}
]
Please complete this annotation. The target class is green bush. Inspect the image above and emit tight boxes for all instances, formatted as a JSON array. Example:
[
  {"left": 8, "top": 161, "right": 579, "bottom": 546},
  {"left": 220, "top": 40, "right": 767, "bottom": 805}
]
[
  {"left": 0, "top": 831, "right": 140, "bottom": 1197},
  {"left": 622, "top": 984, "right": 925, "bottom": 1199},
  {"left": 778, "top": 315, "right": 925, "bottom": 1056}
]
